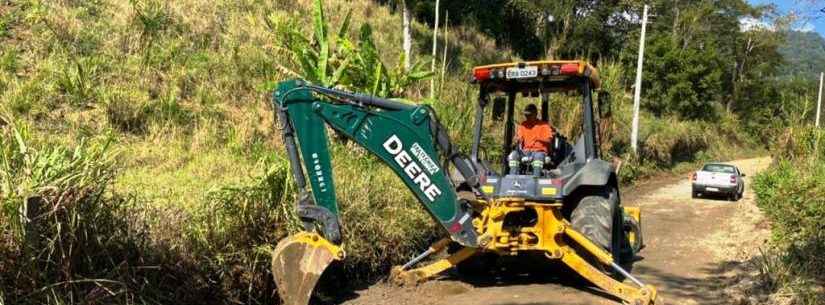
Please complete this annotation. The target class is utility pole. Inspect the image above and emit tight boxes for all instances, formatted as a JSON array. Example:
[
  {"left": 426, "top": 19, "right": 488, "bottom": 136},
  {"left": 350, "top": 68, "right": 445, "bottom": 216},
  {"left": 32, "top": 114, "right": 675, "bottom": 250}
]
[
  {"left": 401, "top": 0, "right": 412, "bottom": 70},
  {"left": 817, "top": 72, "right": 823, "bottom": 128},
  {"left": 439, "top": 11, "right": 449, "bottom": 94},
  {"left": 631, "top": 4, "right": 649, "bottom": 154},
  {"left": 430, "top": 0, "right": 440, "bottom": 100}
]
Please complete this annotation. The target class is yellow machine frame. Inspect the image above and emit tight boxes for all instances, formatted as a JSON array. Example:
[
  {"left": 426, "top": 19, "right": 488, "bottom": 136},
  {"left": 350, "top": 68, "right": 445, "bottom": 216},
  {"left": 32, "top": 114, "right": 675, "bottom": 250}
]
[{"left": 392, "top": 198, "right": 656, "bottom": 305}]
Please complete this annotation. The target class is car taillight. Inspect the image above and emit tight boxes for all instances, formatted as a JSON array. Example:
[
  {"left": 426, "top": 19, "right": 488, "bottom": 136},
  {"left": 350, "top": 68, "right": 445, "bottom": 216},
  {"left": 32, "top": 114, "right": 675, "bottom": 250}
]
[
  {"left": 560, "top": 63, "right": 580, "bottom": 75},
  {"left": 691, "top": 172, "right": 697, "bottom": 181},
  {"left": 473, "top": 68, "right": 491, "bottom": 81},
  {"left": 730, "top": 175, "right": 736, "bottom": 183}
]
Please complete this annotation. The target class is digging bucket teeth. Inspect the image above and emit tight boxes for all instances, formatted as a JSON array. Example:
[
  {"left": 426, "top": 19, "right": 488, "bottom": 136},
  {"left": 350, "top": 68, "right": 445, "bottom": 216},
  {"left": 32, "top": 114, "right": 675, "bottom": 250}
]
[{"left": 272, "top": 232, "right": 345, "bottom": 305}]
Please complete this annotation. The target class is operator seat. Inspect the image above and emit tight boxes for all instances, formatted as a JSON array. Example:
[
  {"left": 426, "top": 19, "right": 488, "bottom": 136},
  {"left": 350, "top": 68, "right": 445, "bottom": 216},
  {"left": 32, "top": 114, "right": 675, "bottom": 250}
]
[{"left": 548, "top": 134, "right": 571, "bottom": 167}]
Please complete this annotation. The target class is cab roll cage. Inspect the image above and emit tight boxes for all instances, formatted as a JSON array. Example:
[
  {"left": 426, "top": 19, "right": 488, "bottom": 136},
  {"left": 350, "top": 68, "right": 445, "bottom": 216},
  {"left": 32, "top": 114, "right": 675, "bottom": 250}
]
[{"left": 470, "top": 77, "right": 600, "bottom": 175}]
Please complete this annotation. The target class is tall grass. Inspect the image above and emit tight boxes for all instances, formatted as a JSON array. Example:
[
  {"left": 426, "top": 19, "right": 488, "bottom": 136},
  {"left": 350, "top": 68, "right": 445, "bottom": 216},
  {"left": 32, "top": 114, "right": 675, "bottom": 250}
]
[
  {"left": 0, "top": 117, "right": 289, "bottom": 304},
  {"left": 751, "top": 127, "right": 825, "bottom": 305},
  {"left": 0, "top": 118, "right": 142, "bottom": 304},
  {"left": 0, "top": 0, "right": 509, "bottom": 302}
]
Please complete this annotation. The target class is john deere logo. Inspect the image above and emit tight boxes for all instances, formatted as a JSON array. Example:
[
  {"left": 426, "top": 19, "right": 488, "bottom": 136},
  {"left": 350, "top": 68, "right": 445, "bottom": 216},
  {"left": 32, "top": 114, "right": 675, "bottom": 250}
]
[{"left": 383, "top": 135, "right": 442, "bottom": 202}]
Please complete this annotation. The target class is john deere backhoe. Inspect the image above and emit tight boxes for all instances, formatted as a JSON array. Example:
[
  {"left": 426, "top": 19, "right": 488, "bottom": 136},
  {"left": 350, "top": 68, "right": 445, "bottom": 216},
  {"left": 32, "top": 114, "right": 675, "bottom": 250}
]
[{"left": 271, "top": 60, "right": 657, "bottom": 305}]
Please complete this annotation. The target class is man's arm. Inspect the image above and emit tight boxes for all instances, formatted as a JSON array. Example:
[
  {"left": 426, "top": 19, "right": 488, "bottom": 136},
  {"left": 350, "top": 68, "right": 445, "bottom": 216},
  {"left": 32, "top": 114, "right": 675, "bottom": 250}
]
[
  {"left": 536, "top": 124, "right": 554, "bottom": 148},
  {"left": 513, "top": 124, "right": 523, "bottom": 147}
]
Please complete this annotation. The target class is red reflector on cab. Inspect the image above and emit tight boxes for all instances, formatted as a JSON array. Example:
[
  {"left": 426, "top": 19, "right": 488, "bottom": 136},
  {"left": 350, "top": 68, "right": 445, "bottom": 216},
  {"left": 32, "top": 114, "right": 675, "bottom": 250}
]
[
  {"left": 560, "top": 63, "right": 579, "bottom": 75},
  {"left": 473, "top": 68, "right": 491, "bottom": 81}
]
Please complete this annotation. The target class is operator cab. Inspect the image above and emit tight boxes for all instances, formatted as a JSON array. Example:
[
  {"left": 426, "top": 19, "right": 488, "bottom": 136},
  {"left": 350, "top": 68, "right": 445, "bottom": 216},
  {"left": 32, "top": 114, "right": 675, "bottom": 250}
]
[{"left": 466, "top": 60, "right": 607, "bottom": 202}]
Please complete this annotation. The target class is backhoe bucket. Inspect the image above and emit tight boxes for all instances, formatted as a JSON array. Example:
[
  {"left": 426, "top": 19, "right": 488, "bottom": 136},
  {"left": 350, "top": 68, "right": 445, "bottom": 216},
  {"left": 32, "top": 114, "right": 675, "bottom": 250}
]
[{"left": 272, "top": 232, "right": 345, "bottom": 305}]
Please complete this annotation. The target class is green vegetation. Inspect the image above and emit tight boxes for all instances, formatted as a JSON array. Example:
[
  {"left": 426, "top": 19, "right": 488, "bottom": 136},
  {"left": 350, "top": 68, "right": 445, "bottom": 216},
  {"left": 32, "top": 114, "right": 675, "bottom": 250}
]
[
  {"left": 0, "top": 0, "right": 816, "bottom": 304},
  {"left": 752, "top": 128, "right": 825, "bottom": 305},
  {"left": 0, "top": 119, "right": 153, "bottom": 304},
  {"left": 0, "top": 0, "right": 502, "bottom": 303},
  {"left": 779, "top": 31, "right": 825, "bottom": 80}
]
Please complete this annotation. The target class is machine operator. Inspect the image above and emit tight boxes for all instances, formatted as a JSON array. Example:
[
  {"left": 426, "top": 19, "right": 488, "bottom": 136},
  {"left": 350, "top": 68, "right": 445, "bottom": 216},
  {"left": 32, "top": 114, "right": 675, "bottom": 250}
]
[{"left": 508, "top": 104, "right": 555, "bottom": 175}]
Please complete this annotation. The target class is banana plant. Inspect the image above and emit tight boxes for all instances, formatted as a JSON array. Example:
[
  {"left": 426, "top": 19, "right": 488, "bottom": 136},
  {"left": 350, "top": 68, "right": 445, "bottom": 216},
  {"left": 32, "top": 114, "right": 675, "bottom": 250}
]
[
  {"left": 272, "top": 0, "right": 431, "bottom": 97},
  {"left": 272, "top": 0, "right": 352, "bottom": 88},
  {"left": 346, "top": 24, "right": 432, "bottom": 98}
]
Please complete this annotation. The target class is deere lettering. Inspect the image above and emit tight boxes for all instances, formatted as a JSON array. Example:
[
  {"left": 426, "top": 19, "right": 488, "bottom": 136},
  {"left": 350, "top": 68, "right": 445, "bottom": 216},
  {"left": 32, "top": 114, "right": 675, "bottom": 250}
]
[{"left": 383, "top": 135, "right": 442, "bottom": 202}]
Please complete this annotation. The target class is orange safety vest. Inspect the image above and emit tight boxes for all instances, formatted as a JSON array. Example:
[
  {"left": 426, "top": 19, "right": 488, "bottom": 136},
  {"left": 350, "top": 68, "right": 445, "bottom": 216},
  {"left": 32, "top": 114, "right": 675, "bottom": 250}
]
[{"left": 517, "top": 119, "right": 554, "bottom": 153}]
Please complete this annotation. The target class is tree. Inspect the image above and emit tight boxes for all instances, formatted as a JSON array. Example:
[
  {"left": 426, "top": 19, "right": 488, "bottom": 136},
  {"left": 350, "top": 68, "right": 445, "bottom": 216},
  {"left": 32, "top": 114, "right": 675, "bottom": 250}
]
[{"left": 618, "top": 0, "right": 785, "bottom": 120}]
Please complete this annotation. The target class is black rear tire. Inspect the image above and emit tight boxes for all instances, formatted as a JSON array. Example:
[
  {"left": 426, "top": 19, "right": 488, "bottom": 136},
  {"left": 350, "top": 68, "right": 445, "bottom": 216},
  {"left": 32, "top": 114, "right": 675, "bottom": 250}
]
[
  {"left": 570, "top": 188, "right": 625, "bottom": 280},
  {"left": 571, "top": 195, "right": 613, "bottom": 249}
]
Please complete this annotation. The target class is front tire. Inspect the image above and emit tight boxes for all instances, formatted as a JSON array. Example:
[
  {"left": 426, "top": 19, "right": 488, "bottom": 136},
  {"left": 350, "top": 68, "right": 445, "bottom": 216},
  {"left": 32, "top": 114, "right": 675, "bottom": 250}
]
[{"left": 624, "top": 216, "right": 643, "bottom": 254}]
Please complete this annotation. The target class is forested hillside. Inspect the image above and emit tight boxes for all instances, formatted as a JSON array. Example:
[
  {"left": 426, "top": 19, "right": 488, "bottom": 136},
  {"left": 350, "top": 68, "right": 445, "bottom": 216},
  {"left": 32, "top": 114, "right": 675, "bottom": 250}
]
[
  {"left": 779, "top": 31, "right": 825, "bottom": 79},
  {"left": 0, "top": 0, "right": 820, "bottom": 304}
]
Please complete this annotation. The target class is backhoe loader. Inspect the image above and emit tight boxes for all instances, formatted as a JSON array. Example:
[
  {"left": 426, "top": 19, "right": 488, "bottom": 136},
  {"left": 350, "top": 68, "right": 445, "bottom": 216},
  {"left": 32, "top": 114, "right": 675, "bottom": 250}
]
[{"left": 271, "top": 60, "right": 657, "bottom": 305}]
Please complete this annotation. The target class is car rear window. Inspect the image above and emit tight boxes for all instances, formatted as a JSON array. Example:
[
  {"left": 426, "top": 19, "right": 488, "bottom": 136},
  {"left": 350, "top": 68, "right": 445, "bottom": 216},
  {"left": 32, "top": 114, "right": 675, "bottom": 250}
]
[{"left": 702, "top": 164, "right": 735, "bottom": 173}]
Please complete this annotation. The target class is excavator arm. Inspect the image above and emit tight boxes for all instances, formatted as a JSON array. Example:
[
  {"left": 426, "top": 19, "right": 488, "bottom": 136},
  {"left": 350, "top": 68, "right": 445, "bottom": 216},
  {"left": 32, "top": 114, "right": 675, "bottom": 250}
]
[
  {"left": 271, "top": 80, "right": 481, "bottom": 305},
  {"left": 274, "top": 79, "right": 480, "bottom": 246}
]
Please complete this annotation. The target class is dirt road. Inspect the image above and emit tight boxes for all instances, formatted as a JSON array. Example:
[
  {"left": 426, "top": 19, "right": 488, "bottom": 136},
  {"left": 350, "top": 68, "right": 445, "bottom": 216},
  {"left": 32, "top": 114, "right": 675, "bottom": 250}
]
[{"left": 336, "top": 157, "right": 773, "bottom": 305}]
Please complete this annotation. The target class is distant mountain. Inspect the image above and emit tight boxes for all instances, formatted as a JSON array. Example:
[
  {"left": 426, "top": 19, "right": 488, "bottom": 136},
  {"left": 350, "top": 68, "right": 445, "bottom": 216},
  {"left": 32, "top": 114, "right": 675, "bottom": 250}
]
[{"left": 779, "top": 31, "right": 825, "bottom": 79}]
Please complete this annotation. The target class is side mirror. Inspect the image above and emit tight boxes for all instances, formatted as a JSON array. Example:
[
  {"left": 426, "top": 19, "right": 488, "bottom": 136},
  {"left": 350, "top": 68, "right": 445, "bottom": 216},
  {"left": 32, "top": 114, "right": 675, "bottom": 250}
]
[
  {"left": 741, "top": 173, "right": 746, "bottom": 177},
  {"left": 492, "top": 96, "right": 506, "bottom": 121}
]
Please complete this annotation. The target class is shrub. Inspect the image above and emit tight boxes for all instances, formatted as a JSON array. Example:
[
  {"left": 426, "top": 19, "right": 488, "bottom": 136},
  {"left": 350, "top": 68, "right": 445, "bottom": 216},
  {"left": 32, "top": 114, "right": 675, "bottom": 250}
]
[
  {"left": 751, "top": 127, "right": 825, "bottom": 304},
  {"left": 182, "top": 159, "right": 298, "bottom": 304},
  {"left": 105, "top": 90, "right": 151, "bottom": 134},
  {"left": 0, "top": 119, "right": 138, "bottom": 303}
]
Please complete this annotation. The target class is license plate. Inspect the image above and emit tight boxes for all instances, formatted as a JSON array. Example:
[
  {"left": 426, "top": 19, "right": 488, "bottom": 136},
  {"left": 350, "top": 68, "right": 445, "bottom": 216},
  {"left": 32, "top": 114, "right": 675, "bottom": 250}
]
[
  {"left": 706, "top": 187, "right": 719, "bottom": 192},
  {"left": 506, "top": 66, "right": 538, "bottom": 79}
]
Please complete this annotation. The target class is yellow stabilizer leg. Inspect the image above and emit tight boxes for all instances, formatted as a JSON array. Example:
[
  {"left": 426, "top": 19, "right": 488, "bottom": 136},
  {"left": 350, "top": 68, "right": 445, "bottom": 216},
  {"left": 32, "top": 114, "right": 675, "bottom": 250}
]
[
  {"left": 562, "top": 224, "right": 657, "bottom": 305},
  {"left": 391, "top": 246, "right": 478, "bottom": 286},
  {"left": 272, "top": 232, "right": 345, "bottom": 305},
  {"left": 623, "top": 207, "right": 644, "bottom": 251},
  {"left": 624, "top": 207, "right": 642, "bottom": 224}
]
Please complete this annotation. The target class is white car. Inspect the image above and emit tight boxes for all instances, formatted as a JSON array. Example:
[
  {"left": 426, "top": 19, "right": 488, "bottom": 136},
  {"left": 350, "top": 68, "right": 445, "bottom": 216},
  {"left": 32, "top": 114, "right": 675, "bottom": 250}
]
[{"left": 691, "top": 163, "right": 745, "bottom": 201}]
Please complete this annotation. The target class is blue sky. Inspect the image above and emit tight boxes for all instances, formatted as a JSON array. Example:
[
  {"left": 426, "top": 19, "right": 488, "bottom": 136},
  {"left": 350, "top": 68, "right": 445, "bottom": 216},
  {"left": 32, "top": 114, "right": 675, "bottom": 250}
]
[{"left": 748, "top": 0, "right": 825, "bottom": 36}]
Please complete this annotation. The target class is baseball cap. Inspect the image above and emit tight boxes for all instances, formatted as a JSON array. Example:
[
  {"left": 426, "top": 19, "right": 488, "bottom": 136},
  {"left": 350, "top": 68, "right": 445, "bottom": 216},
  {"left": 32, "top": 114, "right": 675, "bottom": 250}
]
[{"left": 523, "top": 104, "right": 538, "bottom": 115}]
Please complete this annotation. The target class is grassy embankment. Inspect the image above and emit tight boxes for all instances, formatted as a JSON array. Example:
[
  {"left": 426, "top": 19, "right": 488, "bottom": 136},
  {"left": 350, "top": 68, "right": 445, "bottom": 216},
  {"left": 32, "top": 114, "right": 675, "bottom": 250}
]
[
  {"left": 751, "top": 128, "right": 824, "bottom": 305},
  {"left": 1, "top": 0, "right": 761, "bottom": 304}
]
